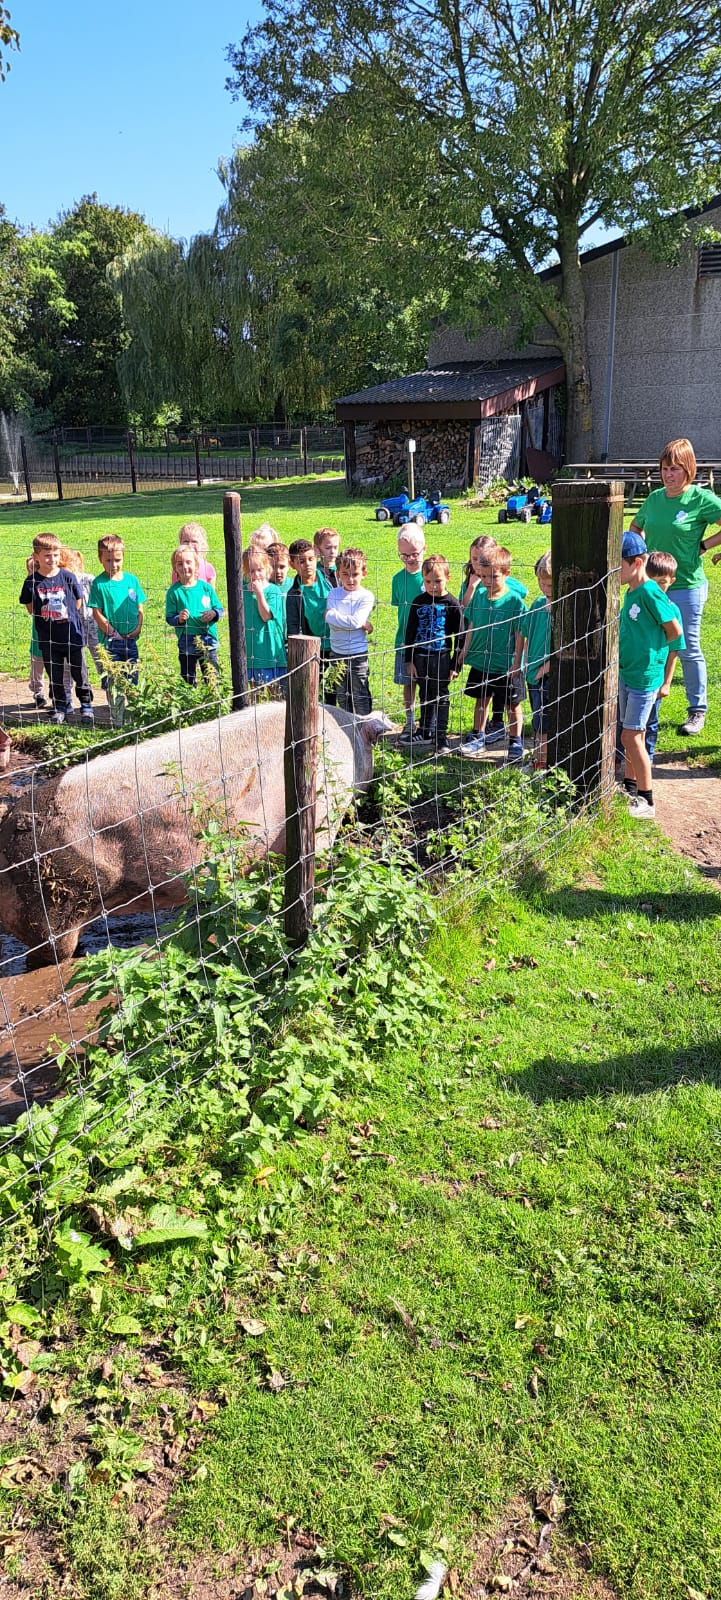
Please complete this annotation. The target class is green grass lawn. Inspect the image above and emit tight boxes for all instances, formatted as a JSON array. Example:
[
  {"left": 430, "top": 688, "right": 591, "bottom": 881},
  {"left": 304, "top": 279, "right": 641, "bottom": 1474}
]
[
  {"left": 2, "top": 811, "right": 721, "bottom": 1599},
  {"left": 1, "top": 479, "right": 720, "bottom": 762}
]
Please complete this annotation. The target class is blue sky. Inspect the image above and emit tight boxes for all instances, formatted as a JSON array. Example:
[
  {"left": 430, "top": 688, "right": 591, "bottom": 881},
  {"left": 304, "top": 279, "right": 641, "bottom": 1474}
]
[{"left": 1, "top": 0, "right": 262, "bottom": 239}]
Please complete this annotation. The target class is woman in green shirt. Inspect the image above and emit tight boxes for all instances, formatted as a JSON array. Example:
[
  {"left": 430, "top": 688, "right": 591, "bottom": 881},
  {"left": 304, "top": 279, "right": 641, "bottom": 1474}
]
[{"left": 629, "top": 438, "right": 721, "bottom": 735}]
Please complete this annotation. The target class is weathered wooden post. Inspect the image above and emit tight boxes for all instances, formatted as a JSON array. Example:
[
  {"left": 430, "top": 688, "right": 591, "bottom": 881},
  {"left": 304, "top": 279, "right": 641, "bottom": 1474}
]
[
  {"left": 222, "top": 491, "right": 249, "bottom": 711},
  {"left": 283, "top": 635, "right": 320, "bottom": 946},
  {"left": 52, "top": 433, "right": 63, "bottom": 501},
  {"left": 20, "top": 437, "right": 32, "bottom": 505},
  {"left": 248, "top": 430, "right": 257, "bottom": 478},
  {"left": 301, "top": 426, "right": 308, "bottom": 476},
  {"left": 548, "top": 478, "right": 623, "bottom": 801}
]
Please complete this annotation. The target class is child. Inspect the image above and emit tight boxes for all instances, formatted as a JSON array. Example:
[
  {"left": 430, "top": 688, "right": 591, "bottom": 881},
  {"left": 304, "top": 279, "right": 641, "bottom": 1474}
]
[
  {"left": 175, "top": 522, "right": 216, "bottom": 585},
  {"left": 242, "top": 546, "right": 286, "bottom": 689},
  {"left": 166, "top": 546, "right": 224, "bottom": 685},
  {"left": 460, "top": 536, "right": 528, "bottom": 744},
  {"left": 25, "top": 552, "right": 50, "bottom": 708},
  {"left": 514, "top": 552, "right": 552, "bottom": 770},
  {"left": 249, "top": 523, "right": 281, "bottom": 551},
  {"left": 19, "top": 534, "right": 94, "bottom": 725},
  {"left": 325, "top": 547, "right": 374, "bottom": 716},
  {"left": 637, "top": 550, "right": 685, "bottom": 770},
  {"left": 618, "top": 530, "right": 683, "bottom": 819},
  {"left": 61, "top": 547, "right": 103, "bottom": 679},
  {"left": 267, "top": 542, "right": 293, "bottom": 593},
  {"left": 403, "top": 555, "right": 463, "bottom": 754},
  {"left": 391, "top": 524, "right": 426, "bottom": 736},
  {"left": 314, "top": 527, "right": 341, "bottom": 589},
  {"left": 90, "top": 535, "right": 146, "bottom": 727},
  {"left": 459, "top": 545, "right": 525, "bottom": 762},
  {"left": 285, "top": 539, "right": 335, "bottom": 703}
]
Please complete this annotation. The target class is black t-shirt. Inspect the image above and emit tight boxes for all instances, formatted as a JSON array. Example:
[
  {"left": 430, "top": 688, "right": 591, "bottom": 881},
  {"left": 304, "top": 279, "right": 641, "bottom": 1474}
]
[
  {"left": 405, "top": 591, "right": 463, "bottom": 669},
  {"left": 20, "top": 568, "right": 84, "bottom": 645}
]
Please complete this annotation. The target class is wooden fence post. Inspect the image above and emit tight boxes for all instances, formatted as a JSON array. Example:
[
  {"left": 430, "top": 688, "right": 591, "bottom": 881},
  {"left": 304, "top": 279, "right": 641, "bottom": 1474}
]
[
  {"left": 52, "top": 433, "right": 63, "bottom": 501},
  {"left": 222, "top": 491, "right": 249, "bottom": 711},
  {"left": 548, "top": 478, "right": 623, "bottom": 800},
  {"left": 248, "top": 430, "right": 257, "bottom": 478},
  {"left": 194, "top": 433, "right": 202, "bottom": 487},
  {"left": 126, "top": 431, "right": 137, "bottom": 494},
  {"left": 301, "top": 426, "right": 308, "bottom": 476},
  {"left": 283, "top": 635, "right": 320, "bottom": 946},
  {"left": 20, "top": 437, "right": 32, "bottom": 505}
]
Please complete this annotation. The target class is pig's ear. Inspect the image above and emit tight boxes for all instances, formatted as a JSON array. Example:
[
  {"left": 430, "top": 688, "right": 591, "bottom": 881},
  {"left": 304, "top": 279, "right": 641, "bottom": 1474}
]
[{"left": 358, "top": 712, "right": 400, "bottom": 746}]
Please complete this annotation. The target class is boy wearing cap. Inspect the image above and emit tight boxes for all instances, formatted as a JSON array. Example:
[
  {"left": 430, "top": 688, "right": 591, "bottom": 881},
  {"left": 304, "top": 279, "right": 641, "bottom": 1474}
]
[{"left": 618, "top": 530, "right": 683, "bottom": 820}]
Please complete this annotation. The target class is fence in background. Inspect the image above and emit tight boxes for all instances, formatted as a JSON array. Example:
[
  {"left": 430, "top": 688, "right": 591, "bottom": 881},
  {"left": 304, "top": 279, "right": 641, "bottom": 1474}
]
[
  {"left": 3, "top": 424, "right": 345, "bottom": 505},
  {"left": 0, "top": 483, "right": 623, "bottom": 1240}
]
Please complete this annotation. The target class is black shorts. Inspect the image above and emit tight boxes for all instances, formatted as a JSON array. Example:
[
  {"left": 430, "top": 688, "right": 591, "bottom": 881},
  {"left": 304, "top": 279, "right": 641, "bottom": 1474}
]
[{"left": 464, "top": 668, "right": 523, "bottom": 706}]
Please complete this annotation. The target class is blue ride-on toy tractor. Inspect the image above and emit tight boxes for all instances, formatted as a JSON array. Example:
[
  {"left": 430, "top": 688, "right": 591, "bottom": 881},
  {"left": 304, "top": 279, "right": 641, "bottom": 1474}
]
[
  {"left": 498, "top": 484, "right": 548, "bottom": 525},
  {"left": 376, "top": 489, "right": 451, "bottom": 527}
]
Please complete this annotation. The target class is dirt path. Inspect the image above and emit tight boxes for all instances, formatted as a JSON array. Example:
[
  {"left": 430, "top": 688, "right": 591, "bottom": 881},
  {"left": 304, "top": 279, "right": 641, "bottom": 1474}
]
[
  {"left": 0, "top": 674, "right": 113, "bottom": 724},
  {"left": 652, "top": 757, "right": 721, "bottom": 880}
]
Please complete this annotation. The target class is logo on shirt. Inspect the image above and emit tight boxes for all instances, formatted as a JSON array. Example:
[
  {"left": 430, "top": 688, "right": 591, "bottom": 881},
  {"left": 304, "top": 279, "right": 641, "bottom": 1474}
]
[
  {"left": 201, "top": 595, "right": 212, "bottom": 609},
  {"left": 39, "top": 582, "right": 69, "bottom": 623},
  {"left": 674, "top": 510, "right": 688, "bottom": 524},
  {"left": 628, "top": 603, "right": 641, "bottom": 619},
  {"left": 127, "top": 587, "right": 137, "bottom": 600}
]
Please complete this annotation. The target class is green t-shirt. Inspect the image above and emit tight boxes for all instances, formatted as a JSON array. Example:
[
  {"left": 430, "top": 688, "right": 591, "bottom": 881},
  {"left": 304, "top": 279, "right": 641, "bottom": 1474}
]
[
  {"left": 463, "top": 585, "right": 525, "bottom": 673},
  {"left": 635, "top": 485, "right": 721, "bottom": 590},
  {"left": 301, "top": 571, "right": 332, "bottom": 646},
  {"left": 619, "top": 578, "right": 680, "bottom": 692},
  {"left": 391, "top": 568, "right": 424, "bottom": 651},
  {"left": 278, "top": 575, "right": 294, "bottom": 595},
  {"left": 242, "top": 582, "right": 286, "bottom": 672},
  {"left": 88, "top": 571, "right": 146, "bottom": 636},
  {"left": 165, "top": 579, "right": 223, "bottom": 644},
  {"left": 521, "top": 596, "right": 552, "bottom": 685},
  {"left": 458, "top": 574, "right": 527, "bottom": 608}
]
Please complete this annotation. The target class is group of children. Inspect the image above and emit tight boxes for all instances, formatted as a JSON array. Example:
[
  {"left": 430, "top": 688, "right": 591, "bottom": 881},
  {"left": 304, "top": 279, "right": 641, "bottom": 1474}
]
[{"left": 19, "top": 515, "right": 683, "bottom": 813}]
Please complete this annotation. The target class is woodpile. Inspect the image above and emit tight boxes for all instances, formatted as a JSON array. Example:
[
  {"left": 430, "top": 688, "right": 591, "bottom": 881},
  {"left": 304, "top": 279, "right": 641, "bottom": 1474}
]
[{"left": 353, "top": 420, "right": 470, "bottom": 491}]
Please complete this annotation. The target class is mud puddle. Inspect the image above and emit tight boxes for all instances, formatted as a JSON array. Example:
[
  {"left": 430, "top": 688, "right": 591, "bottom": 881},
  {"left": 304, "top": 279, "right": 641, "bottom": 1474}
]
[{"left": 0, "top": 910, "right": 174, "bottom": 1125}]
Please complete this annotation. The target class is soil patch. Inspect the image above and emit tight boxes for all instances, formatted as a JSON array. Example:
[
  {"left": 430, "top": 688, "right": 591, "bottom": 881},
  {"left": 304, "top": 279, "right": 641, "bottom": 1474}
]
[
  {"left": 652, "top": 758, "right": 721, "bottom": 880},
  {"left": 460, "top": 1494, "right": 619, "bottom": 1598},
  {"left": 0, "top": 675, "right": 112, "bottom": 726}
]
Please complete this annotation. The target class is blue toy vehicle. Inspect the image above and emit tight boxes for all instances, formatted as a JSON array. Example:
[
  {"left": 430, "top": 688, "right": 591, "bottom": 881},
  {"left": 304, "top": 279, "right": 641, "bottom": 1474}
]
[
  {"left": 498, "top": 484, "right": 550, "bottom": 525},
  {"left": 376, "top": 489, "right": 451, "bottom": 527}
]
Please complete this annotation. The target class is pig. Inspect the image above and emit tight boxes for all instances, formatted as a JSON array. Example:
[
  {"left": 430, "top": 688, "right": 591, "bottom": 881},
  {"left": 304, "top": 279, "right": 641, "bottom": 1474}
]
[{"left": 0, "top": 704, "right": 393, "bottom": 966}]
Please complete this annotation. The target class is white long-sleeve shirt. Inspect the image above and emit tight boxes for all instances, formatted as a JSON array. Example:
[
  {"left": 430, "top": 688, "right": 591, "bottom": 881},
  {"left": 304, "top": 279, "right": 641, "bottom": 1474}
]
[{"left": 324, "top": 586, "right": 375, "bottom": 656}]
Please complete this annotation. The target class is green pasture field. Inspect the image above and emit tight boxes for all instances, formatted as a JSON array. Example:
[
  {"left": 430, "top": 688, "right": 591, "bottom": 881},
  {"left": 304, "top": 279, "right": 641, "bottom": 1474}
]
[{"left": 1, "top": 478, "right": 720, "bottom": 763}]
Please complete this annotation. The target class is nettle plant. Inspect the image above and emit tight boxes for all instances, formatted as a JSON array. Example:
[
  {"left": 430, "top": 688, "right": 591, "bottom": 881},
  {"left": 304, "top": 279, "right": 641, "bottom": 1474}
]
[{"left": 0, "top": 813, "right": 443, "bottom": 1301}]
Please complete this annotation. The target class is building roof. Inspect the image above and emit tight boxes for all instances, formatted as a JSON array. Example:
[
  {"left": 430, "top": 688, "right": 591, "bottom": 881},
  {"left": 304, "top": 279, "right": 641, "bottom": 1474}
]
[
  {"left": 539, "top": 191, "right": 721, "bottom": 280},
  {"left": 335, "top": 357, "right": 564, "bottom": 421}
]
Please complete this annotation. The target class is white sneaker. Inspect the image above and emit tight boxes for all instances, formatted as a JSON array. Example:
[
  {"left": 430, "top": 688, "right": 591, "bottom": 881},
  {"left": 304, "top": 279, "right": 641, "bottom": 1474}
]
[
  {"left": 680, "top": 711, "right": 705, "bottom": 736},
  {"left": 628, "top": 795, "right": 655, "bottom": 820}
]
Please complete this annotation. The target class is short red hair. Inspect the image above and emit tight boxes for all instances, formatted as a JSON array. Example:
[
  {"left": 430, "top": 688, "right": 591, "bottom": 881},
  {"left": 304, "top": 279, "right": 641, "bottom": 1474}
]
[{"left": 659, "top": 438, "right": 696, "bottom": 484}]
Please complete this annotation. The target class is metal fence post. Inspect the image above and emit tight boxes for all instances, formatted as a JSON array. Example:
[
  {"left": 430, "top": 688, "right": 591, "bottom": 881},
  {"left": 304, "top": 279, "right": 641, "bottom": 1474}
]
[
  {"left": 52, "top": 433, "right": 63, "bottom": 501},
  {"left": 127, "top": 431, "right": 137, "bottom": 494},
  {"left": 194, "top": 433, "right": 202, "bottom": 488},
  {"left": 548, "top": 477, "right": 623, "bottom": 800},
  {"left": 20, "top": 437, "right": 32, "bottom": 505},
  {"left": 283, "top": 635, "right": 320, "bottom": 946},
  {"left": 301, "top": 426, "right": 308, "bottom": 476},
  {"left": 222, "top": 490, "right": 249, "bottom": 711}
]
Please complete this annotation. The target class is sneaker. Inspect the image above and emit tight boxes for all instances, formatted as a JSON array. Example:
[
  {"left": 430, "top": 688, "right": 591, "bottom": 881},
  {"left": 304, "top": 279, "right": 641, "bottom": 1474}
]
[
  {"left": 461, "top": 730, "right": 478, "bottom": 745},
  {"left": 34, "top": 693, "right": 48, "bottom": 709},
  {"left": 51, "top": 710, "right": 66, "bottom": 725},
  {"left": 628, "top": 795, "right": 656, "bottom": 820},
  {"left": 680, "top": 711, "right": 705, "bottom": 736},
  {"left": 398, "top": 727, "right": 415, "bottom": 745},
  {"left": 80, "top": 705, "right": 95, "bottom": 722},
  {"left": 435, "top": 743, "right": 454, "bottom": 757},
  {"left": 505, "top": 740, "right": 524, "bottom": 765},
  {"left": 412, "top": 733, "right": 433, "bottom": 746},
  {"left": 461, "top": 734, "right": 486, "bottom": 756},
  {"left": 485, "top": 723, "right": 506, "bottom": 746}
]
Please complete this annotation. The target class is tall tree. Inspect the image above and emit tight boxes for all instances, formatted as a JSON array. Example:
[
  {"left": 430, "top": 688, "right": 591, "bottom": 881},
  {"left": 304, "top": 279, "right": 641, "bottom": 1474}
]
[
  {"left": 0, "top": 3, "right": 19, "bottom": 78},
  {"left": 15, "top": 196, "right": 158, "bottom": 425},
  {"left": 228, "top": 0, "right": 721, "bottom": 453}
]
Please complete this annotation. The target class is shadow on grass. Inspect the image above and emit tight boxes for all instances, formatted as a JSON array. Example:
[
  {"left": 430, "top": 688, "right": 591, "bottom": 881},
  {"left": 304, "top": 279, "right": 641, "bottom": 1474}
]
[
  {"left": 518, "top": 881, "right": 720, "bottom": 924},
  {"left": 514, "top": 1037, "right": 721, "bottom": 1102}
]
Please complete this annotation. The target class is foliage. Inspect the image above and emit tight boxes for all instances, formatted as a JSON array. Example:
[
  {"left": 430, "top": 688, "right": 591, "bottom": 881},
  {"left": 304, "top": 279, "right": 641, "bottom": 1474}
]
[
  {"left": 7, "top": 196, "right": 159, "bottom": 425},
  {"left": 228, "top": 0, "right": 721, "bottom": 452},
  {"left": 0, "top": 821, "right": 442, "bottom": 1302},
  {"left": 0, "top": 3, "right": 18, "bottom": 79},
  {"left": 102, "top": 642, "right": 231, "bottom": 732}
]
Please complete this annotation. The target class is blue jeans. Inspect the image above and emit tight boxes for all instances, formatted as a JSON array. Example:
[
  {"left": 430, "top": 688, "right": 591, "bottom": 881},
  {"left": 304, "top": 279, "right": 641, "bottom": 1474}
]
[
  {"left": 618, "top": 678, "right": 658, "bottom": 731},
  {"left": 645, "top": 696, "right": 660, "bottom": 761},
  {"left": 672, "top": 583, "right": 707, "bottom": 713}
]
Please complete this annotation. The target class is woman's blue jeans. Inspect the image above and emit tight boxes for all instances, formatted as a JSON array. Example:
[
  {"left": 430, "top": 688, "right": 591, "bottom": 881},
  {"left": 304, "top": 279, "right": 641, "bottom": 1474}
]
[{"left": 672, "top": 583, "right": 708, "bottom": 713}]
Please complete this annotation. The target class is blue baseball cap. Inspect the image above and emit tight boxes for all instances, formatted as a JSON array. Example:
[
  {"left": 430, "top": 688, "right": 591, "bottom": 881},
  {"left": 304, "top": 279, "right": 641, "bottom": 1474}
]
[{"left": 622, "top": 530, "right": 647, "bottom": 560}]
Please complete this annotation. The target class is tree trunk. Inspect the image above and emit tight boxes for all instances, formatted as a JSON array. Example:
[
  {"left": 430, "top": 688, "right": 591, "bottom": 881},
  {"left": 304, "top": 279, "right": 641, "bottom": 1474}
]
[{"left": 557, "top": 229, "right": 594, "bottom": 459}]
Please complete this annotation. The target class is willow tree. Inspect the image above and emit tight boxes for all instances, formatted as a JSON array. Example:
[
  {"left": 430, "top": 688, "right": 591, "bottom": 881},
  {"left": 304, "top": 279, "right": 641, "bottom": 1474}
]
[{"left": 228, "top": 0, "right": 721, "bottom": 454}]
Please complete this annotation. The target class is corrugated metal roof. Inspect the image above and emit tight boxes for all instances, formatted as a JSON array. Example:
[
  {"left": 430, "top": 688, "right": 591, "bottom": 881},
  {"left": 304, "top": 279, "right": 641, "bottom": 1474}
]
[{"left": 335, "top": 358, "right": 563, "bottom": 408}]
